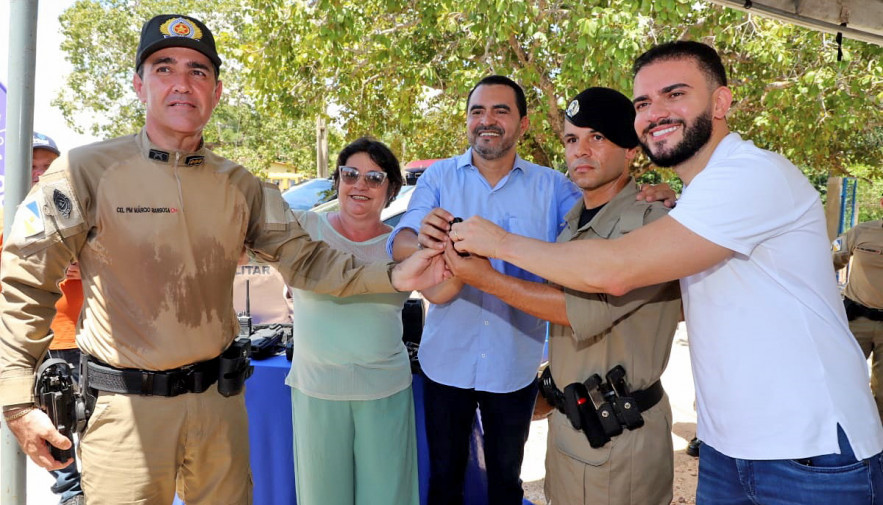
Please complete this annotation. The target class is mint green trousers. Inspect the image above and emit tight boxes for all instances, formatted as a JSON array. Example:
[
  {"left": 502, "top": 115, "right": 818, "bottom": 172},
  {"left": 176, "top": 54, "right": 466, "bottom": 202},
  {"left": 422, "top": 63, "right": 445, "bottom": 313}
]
[{"left": 290, "top": 386, "right": 419, "bottom": 505}]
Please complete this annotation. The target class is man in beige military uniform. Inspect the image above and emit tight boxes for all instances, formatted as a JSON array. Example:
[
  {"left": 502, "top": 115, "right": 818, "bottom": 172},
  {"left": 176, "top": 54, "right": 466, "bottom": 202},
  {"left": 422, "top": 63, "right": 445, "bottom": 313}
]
[
  {"left": 443, "top": 87, "right": 680, "bottom": 504},
  {"left": 834, "top": 194, "right": 883, "bottom": 422},
  {"left": 0, "top": 14, "right": 444, "bottom": 505}
]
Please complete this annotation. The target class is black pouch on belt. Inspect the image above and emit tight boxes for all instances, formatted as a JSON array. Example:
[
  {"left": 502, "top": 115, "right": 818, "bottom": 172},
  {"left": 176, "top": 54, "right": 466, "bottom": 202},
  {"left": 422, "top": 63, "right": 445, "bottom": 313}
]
[
  {"left": 218, "top": 338, "right": 254, "bottom": 397},
  {"left": 584, "top": 374, "right": 623, "bottom": 441},
  {"left": 606, "top": 365, "right": 645, "bottom": 430},
  {"left": 563, "top": 381, "right": 611, "bottom": 448}
]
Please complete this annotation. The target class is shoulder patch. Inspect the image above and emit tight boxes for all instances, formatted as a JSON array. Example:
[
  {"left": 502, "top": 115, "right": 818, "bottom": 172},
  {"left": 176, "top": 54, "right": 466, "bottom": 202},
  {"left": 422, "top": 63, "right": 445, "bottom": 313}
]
[
  {"left": 832, "top": 237, "right": 843, "bottom": 252},
  {"left": 40, "top": 175, "right": 85, "bottom": 238},
  {"left": 11, "top": 193, "right": 46, "bottom": 238},
  {"left": 261, "top": 183, "right": 288, "bottom": 232}
]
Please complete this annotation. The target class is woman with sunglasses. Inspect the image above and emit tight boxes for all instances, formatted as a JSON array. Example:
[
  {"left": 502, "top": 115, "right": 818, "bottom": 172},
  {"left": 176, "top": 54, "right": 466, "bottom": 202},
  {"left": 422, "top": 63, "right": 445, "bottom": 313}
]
[{"left": 285, "top": 137, "right": 418, "bottom": 505}]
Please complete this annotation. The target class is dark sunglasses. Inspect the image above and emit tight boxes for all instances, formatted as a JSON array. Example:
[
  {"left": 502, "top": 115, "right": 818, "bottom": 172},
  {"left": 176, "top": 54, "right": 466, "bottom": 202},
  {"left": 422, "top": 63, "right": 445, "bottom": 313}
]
[{"left": 338, "top": 166, "right": 388, "bottom": 188}]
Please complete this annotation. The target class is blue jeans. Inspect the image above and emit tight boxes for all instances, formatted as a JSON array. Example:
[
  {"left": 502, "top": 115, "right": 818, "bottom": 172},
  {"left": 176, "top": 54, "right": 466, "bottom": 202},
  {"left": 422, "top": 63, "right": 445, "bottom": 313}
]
[
  {"left": 422, "top": 374, "right": 537, "bottom": 505},
  {"left": 697, "top": 426, "right": 883, "bottom": 504},
  {"left": 47, "top": 349, "right": 84, "bottom": 504}
]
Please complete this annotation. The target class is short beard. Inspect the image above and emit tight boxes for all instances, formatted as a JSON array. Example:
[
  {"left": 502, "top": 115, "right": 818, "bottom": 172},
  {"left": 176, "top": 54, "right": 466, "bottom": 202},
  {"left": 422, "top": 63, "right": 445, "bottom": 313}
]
[
  {"left": 470, "top": 126, "right": 517, "bottom": 161},
  {"left": 641, "top": 110, "right": 713, "bottom": 168}
]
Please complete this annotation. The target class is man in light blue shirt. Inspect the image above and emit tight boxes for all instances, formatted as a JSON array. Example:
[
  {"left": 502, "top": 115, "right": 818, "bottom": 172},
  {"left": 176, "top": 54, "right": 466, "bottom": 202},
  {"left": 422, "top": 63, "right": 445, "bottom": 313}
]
[{"left": 389, "top": 75, "right": 581, "bottom": 504}]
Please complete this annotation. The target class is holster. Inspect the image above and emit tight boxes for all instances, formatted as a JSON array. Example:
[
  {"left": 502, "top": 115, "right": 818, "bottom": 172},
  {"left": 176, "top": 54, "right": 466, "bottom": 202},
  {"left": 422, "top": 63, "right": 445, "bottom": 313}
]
[
  {"left": 218, "top": 338, "right": 254, "bottom": 397},
  {"left": 541, "top": 365, "right": 663, "bottom": 448},
  {"left": 34, "top": 359, "right": 88, "bottom": 461}
]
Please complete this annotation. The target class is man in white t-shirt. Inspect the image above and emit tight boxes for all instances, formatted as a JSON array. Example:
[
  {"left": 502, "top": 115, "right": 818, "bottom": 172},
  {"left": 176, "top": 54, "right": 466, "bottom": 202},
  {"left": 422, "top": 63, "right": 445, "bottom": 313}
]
[{"left": 449, "top": 40, "right": 883, "bottom": 504}]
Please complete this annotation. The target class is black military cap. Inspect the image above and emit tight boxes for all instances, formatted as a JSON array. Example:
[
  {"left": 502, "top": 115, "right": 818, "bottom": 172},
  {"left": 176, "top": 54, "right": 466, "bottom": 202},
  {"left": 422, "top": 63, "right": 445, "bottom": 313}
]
[
  {"left": 564, "top": 87, "right": 639, "bottom": 149},
  {"left": 135, "top": 14, "right": 222, "bottom": 74}
]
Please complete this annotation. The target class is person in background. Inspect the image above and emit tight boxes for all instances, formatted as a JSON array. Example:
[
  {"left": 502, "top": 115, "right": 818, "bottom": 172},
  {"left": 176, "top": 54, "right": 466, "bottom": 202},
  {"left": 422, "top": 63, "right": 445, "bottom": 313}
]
[
  {"left": 286, "top": 137, "right": 418, "bottom": 505},
  {"left": 46, "top": 258, "right": 85, "bottom": 505},
  {"left": 833, "top": 193, "right": 883, "bottom": 422},
  {"left": 2, "top": 132, "right": 86, "bottom": 505}
]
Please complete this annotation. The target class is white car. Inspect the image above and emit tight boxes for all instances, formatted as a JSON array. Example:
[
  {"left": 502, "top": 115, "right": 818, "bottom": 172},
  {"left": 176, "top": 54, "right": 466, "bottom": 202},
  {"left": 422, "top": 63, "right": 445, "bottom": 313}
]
[{"left": 310, "top": 184, "right": 415, "bottom": 227}]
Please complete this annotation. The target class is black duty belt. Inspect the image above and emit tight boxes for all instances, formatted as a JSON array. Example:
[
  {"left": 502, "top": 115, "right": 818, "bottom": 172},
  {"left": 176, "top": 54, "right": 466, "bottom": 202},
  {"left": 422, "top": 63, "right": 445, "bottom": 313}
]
[
  {"left": 539, "top": 365, "right": 664, "bottom": 448},
  {"left": 845, "top": 298, "right": 883, "bottom": 322},
  {"left": 84, "top": 354, "right": 219, "bottom": 397}
]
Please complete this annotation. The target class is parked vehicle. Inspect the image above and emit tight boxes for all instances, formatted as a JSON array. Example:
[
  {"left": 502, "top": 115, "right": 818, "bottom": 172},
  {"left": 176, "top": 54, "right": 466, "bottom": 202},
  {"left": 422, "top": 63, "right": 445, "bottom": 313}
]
[
  {"left": 311, "top": 185, "right": 414, "bottom": 227},
  {"left": 403, "top": 159, "right": 443, "bottom": 186},
  {"left": 281, "top": 178, "right": 336, "bottom": 210}
]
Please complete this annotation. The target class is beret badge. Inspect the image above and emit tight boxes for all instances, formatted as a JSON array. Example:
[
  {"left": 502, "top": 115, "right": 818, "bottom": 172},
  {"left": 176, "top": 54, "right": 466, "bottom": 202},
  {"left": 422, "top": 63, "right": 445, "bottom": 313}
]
[
  {"left": 565, "top": 99, "right": 580, "bottom": 118},
  {"left": 159, "top": 17, "right": 203, "bottom": 40}
]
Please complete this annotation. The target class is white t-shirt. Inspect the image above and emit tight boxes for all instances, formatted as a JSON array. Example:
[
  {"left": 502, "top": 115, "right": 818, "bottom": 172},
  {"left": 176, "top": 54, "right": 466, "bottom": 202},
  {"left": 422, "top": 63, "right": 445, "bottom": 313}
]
[{"left": 669, "top": 133, "right": 883, "bottom": 460}]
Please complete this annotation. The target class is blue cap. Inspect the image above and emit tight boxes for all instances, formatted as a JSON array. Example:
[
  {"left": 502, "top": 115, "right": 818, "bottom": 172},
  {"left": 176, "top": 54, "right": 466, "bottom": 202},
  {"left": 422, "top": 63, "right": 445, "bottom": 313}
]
[{"left": 32, "top": 132, "right": 60, "bottom": 156}]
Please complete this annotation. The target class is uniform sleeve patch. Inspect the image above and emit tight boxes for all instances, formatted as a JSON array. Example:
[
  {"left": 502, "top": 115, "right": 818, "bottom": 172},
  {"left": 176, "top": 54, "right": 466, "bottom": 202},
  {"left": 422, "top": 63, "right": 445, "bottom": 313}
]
[
  {"left": 832, "top": 237, "right": 843, "bottom": 252},
  {"left": 261, "top": 183, "right": 288, "bottom": 231},
  {"left": 40, "top": 177, "right": 85, "bottom": 237},
  {"left": 13, "top": 195, "right": 45, "bottom": 237}
]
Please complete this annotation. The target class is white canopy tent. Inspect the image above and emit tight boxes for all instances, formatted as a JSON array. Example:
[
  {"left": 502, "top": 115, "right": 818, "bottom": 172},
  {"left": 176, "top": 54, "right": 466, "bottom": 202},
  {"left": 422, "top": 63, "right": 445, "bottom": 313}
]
[{"left": 707, "top": 0, "right": 883, "bottom": 46}]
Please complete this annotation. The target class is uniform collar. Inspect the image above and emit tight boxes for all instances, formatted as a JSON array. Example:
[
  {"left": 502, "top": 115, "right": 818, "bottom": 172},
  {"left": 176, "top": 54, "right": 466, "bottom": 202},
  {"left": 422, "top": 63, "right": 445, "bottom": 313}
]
[
  {"left": 565, "top": 178, "right": 640, "bottom": 239},
  {"left": 136, "top": 128, "right": 208, "bottom": 167}
]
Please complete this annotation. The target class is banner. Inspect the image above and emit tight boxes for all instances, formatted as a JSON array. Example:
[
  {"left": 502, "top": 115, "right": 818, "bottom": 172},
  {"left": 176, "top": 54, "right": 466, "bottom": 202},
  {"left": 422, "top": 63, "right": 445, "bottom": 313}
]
[{"left": 0, "top": 80, "right": 6, "bottom": 206}]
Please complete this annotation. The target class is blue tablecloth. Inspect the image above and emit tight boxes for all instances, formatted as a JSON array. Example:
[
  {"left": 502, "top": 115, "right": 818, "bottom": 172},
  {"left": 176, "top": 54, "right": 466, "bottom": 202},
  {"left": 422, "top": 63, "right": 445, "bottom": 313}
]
[{"left": 176, "top": 355, "right": 535, "bottom": 504}]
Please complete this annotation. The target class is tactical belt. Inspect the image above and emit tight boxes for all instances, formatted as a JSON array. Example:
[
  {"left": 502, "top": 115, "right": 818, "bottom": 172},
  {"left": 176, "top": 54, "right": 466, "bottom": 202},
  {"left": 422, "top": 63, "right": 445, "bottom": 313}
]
[
  {"left": 543, "top": 374, "right": 663, "bottom": 418},
  {"left": 845, "top": 298, "right": 883, "bottom": 322},
  {"left": 84, "top": 354, "right": 219, "bottom": 397},
  {"left": 540, "top": 365, "right": 663, "bottom": 448}
]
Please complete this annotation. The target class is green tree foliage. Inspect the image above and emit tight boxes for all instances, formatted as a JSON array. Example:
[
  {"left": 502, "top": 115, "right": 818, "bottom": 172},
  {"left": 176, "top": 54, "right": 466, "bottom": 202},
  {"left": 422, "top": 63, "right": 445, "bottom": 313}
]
[
  {"left": 55, "top": 0, "right": 335, "bottom": 175},
  {"left": 56, "top": 0, "right": 882, "bottom": 181}
]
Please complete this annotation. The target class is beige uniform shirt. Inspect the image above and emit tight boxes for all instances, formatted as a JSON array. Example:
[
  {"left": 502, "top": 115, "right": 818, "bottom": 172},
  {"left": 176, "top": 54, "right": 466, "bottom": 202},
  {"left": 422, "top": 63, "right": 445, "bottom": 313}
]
[
  {"left": 0, "top": 129, "right": 394, "bottom": 405},
  {"left": 545, "top": 181, "right": 681, "bottom": 502},
  {"left": 834, "top": 219, "right": 883, "bottom": 310}
]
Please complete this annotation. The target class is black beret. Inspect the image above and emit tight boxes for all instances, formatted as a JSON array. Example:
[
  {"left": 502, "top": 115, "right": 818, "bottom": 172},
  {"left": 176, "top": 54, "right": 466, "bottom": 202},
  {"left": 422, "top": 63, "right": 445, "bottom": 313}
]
[
  {"left": 564, "top": 87, "right": 639, "bottom": 149},
  {"left": 136, "top": 15, "right": 222, "bottom": 73}
]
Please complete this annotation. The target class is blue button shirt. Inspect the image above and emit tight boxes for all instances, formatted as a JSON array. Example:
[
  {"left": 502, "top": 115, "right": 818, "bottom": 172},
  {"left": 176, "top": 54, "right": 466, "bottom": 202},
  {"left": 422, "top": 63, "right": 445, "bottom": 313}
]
[{"left": 388, "top": 149, "right": 581, "bottom": 392}]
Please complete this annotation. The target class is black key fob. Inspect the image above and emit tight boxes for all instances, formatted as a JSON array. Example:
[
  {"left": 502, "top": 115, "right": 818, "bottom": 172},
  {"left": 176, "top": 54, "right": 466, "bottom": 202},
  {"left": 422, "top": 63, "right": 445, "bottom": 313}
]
[{"left": 449, "top": 217, "right": 469, "bottom": 257}]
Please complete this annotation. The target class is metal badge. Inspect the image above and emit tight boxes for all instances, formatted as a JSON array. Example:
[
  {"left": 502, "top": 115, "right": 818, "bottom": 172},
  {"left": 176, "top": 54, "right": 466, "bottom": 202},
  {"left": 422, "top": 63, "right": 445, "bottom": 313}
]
[
  {"left": 184, "top": 155, "right": 205, "bottom": 167},
  {"left": 53, "top": 189, "right": 73, "bottom": 219},
  {"left": 149, "top": 149, "right": 170, "bottom": 162}
]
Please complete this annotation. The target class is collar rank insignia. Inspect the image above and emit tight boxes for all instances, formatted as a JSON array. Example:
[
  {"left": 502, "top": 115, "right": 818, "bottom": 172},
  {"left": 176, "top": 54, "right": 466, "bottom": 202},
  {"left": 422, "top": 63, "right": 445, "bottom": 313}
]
[
  {"left": 159, "top": 17, "right": 203, "bottom": 41},
  {"left": 149, "top": 149, "right": 170, "bottom": 162},
  {"left": 53, "top": 189, "right": 73, "bottom": 219},
  {"left": 184, "top": 155, "right": 205, "bottom": 167},
  {"left": 566, "top": 99, "right": 579, "bottom": 118}
]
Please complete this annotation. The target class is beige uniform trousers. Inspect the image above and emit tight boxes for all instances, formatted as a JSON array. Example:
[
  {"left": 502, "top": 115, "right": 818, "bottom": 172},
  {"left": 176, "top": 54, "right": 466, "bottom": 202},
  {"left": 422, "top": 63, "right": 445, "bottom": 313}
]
[
  {"left": 851, "top": 316, "right": 883, "bottom": 423},
  {"left": 544, "top": 396, "right": 673, "bottom": 505},
  {"left": 79, "top": 384, "right": 251, "bottom": 505}
]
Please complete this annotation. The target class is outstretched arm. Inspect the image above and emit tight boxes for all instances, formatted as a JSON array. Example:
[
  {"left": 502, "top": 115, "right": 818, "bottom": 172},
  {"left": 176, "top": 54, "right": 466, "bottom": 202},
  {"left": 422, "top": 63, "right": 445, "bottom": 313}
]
[
  {"left": 390, "top": 246, "right": 451, "bottom": 291},
  {"left": 451, "top": 214, "right": 731, "bottom": 295},
  {"left": 442, "top": 243, "right": 569, "bottom": 325}
]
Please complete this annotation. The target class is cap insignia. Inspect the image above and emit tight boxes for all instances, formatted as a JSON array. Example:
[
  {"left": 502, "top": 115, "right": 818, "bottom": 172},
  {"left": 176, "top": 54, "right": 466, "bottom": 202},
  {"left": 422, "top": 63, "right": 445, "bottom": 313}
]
[
  {"left": 159, "top": 17, "right": 203, "bottom": 41},
  {"left": 566, "top": 99, "right": 579, "bottom": 118}
]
